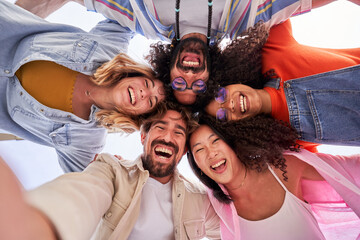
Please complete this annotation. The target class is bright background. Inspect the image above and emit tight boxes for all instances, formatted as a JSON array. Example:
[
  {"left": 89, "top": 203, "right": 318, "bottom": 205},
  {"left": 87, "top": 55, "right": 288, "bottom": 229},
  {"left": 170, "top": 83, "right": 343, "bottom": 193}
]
[{"left": 1, "top": 0, "right": 360, "bottom": 190}]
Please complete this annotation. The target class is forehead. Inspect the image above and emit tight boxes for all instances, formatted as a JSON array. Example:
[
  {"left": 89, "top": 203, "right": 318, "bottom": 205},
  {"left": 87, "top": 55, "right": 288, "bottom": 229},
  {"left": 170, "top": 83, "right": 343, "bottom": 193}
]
[
  {"left": 151, "top": 110, "right": 186, "bottom": 129},
  {"left": 190, "top": 125, "right": 215, "bottom": 146}
]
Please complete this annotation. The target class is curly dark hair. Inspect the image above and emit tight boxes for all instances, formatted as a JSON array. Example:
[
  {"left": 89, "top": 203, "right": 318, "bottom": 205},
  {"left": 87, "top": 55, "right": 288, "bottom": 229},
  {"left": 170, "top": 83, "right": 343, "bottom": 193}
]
[
  {"left": 187, "top": 113, "right": 300, "bottom": 204},
  {"left": 146, "top": 38, "right": 220, "bottom": 106},
  {"left": 193, "top": 21, "right": 270, "bottom": 112}
]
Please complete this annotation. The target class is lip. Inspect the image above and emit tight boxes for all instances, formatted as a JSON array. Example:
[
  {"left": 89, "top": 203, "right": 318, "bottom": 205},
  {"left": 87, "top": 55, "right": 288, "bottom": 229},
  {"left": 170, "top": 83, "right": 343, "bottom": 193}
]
[
  {"left": 237, "top": 93, "right": 249, "bottom": 114},
  {"left": 210, "top": 159, "right": 227, "bottom": 174},
  {"left": 153, "top": 144, "right": 174, "bottom": 163},
  {"left": 180, "top": 52, "right": 202, "bottom": 67},
  {"left": 128, "top": 87, "right": 136, "bottom": 105}
]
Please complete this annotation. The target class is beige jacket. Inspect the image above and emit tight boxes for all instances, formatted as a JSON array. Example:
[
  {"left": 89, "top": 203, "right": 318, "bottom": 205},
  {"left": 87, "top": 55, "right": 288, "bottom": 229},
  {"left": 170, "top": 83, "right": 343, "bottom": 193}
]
[{"left": 26, "top": 153, "right": 220, "bottom": 240}]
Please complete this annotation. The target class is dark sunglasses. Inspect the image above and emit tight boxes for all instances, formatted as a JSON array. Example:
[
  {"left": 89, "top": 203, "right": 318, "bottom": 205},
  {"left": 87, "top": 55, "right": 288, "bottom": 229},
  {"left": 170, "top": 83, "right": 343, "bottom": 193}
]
[
  {"left": 171, "top": 77, "right": 207, "bottom": 93},
  {"left": 215, "top": 87, "right": 229, "bottom": 121}
]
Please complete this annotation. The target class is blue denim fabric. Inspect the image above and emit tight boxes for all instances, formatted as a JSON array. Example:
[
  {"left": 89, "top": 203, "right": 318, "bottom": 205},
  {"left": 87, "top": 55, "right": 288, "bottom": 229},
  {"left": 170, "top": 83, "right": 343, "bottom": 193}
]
[
  {"left": 265, "top": 65, "right": 360, "bottom": 146},
  {"left": 0, "top": 1, "right": 134, "bottom": 172}
]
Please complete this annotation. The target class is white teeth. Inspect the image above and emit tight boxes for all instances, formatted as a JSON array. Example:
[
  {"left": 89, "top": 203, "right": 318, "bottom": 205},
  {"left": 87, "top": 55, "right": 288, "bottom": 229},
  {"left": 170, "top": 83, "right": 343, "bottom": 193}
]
[
  {"left": 240, "top": 95, "right": 247, "bottom": 113},
  {"left": 129, "top": 88, "right": 136, "bottom": 105},
  {"left": 211, "top": 160, "right": 226, "bottom": 169},
  {"left": 155, "top": 147, "right": 173, "bottom": 155},
  {"left": 183, "top": 60, "right": 199, "bottom": 66}
]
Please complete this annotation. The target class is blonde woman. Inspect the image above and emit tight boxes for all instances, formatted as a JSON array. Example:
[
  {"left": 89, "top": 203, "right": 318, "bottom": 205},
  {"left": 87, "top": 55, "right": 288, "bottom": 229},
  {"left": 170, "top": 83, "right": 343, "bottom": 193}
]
[{"left": 0, "top": 1, "right": 165, "bottom": 172}]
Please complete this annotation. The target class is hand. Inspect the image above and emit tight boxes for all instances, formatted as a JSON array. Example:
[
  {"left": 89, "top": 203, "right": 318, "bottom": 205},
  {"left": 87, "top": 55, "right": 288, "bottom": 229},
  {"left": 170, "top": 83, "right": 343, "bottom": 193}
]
[{"left": 15, "top": 0, "right": 84, "bottom": 18}]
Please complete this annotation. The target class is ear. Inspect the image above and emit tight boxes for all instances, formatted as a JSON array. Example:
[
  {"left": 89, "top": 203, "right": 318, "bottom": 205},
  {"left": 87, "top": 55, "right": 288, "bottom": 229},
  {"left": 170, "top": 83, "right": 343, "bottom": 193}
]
[{"left": 140, "top": 131, "right": 146, "bottom": 145}]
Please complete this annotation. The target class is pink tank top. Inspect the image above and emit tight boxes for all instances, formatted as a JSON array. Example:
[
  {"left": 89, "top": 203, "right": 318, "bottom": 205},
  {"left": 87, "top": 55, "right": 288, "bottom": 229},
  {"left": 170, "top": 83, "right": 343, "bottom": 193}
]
[{"left": 238, "top": 166, "right": 325, "bottom": 240}]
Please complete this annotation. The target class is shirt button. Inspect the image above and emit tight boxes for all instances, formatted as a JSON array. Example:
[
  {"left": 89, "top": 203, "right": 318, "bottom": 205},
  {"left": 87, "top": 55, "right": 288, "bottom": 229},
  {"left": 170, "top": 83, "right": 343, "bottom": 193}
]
[
  {"left": 67, "top": 115, "right": 71, "bottom": 118},
  {"left": 106, "top": 212, "right": 112, "bottom": 218},
  {"left": 284, "top": 82, "right": 290, "bottom": 88},
  {"left": 40, "top": 109, "right": 44, "bottom": 112},
  {"left": 77, "top": 43, "right": 82, "bottom": 47},
  {"left": 50, "top": 133, "right": 57, "bottom": 137},
  {"left": 4, "top": 69, "right": 10, "bottom": 74},
  {"left": 19, "top": 91, "right": 23, "bottom": 96}
]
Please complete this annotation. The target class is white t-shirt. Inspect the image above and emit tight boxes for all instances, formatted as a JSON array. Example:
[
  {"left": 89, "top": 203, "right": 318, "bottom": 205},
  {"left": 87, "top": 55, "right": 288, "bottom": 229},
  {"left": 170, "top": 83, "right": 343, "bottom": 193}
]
[
  {"left": 152, "top": 0, "right": 226, "bottom": 38},
  {"left": 238, "top": 166, "right": 325, "bottom": 240},
  {"left": 128, "top": 177, "right": 175, "bottom": 240}
]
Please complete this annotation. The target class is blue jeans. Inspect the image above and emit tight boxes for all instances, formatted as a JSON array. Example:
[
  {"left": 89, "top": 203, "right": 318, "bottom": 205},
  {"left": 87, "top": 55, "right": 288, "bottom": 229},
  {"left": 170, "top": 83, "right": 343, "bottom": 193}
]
[{"left": 266, "top": 65, "right": 360, "bottom": 146}]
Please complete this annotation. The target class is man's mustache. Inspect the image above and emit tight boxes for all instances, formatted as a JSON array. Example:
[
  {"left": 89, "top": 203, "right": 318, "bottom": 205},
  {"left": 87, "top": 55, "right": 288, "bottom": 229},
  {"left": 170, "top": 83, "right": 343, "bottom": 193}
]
[{"left": 151, "top": 139, "right": 179, "bottom": 154}]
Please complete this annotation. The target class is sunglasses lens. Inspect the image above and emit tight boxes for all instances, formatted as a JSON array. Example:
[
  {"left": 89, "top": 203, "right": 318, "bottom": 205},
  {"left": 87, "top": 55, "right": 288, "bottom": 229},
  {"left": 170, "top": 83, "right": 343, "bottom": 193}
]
[
  {"left": 215, "top": 87, "right": 227, "bottom": 103},
  {"left": 216, "top": 108, "right": 228, "bottom": 122},
  {"left": 192, "top": 80, "right": 207, "bottom": 93},
  {"left": 171, "top": 77, "right": 186, "bottom": 91}
]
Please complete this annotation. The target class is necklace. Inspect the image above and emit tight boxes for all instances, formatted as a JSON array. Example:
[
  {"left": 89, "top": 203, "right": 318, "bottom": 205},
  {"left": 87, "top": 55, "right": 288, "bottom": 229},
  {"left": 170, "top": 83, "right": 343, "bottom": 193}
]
[
  {"left": 229, "top": 167, "right": 248, "bottom": 190},
  {"left": 175, "top": 0, "right": 213, "bottom": 45}
]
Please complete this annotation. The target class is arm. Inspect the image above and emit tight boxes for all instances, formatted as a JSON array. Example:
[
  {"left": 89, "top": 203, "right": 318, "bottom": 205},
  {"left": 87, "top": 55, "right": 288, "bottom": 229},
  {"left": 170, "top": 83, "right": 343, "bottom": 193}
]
[
  {"left": 312, "top": 0, "right": 336, "bottom": 9},
  {"left": 25, "top": 154, "right": 116, "bottom": 239},
  {"left": 0, "top": 157, "right": 57, "bottom": 240},
  {"left": 15, "top": 0, "right": 84, "bottom": 18}
]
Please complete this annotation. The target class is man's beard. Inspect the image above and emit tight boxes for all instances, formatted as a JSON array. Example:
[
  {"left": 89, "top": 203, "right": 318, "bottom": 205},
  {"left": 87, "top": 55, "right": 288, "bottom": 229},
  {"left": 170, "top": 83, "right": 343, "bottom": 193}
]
[
  {"left": 141, "top": 140, "right": 179, "bottom": 178},
  {"left": 141, "top": 154, "right": 177, "bottom": 178},
  {"left": 170, "top": 37, "right": 211, "bottom": 73}
]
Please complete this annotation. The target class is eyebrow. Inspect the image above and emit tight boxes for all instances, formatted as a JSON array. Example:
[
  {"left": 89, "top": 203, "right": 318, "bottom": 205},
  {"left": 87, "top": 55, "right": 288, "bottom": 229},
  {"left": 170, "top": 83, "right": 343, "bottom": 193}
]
[{"left": 192, "top": 133, "right": 215, "bottom": 149}]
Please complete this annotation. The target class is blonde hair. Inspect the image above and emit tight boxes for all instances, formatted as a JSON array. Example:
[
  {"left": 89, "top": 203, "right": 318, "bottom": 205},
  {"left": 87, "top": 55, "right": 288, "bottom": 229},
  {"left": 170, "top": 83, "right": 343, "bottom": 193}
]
[{"left": 91, "top": 53, "right": 156, "bottom": 133}]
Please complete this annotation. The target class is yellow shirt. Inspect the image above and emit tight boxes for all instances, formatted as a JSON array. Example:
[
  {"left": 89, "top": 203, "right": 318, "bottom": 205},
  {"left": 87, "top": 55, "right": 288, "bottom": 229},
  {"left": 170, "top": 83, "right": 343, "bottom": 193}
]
[{"left": 16, "top": 61, "right": 78, "bottom": 113}]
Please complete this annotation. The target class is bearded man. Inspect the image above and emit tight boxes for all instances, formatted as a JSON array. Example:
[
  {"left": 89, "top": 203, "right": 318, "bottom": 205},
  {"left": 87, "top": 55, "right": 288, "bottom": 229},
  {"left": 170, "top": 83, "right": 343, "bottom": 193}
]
[{"left": 0, "top": 101, "right": 220, "bottom": 240}]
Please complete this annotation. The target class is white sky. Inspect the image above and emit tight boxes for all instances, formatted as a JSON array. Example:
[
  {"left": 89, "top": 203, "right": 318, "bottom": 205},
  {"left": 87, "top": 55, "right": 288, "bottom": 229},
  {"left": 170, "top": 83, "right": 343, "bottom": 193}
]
[{"left": 1, "top": 0, "right": 360, "bottom": 190}]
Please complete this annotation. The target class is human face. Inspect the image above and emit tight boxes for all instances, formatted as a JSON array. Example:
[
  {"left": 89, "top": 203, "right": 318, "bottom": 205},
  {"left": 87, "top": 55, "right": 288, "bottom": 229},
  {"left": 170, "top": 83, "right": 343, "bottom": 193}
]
[
  {"left": 112, "top": 76, "right": 165, "bottom": 115},
  {"left": 141, "top": 110, "right": 187, "bottom": 183},
  {"left": 206, "top": 84, "right": 264, "bottom": 121},
  {"left": 190, "top": 125, "right": 241, "bottom": 185},
  {"left": 170, "top": 37, "right": 210, "bottom": 105}
]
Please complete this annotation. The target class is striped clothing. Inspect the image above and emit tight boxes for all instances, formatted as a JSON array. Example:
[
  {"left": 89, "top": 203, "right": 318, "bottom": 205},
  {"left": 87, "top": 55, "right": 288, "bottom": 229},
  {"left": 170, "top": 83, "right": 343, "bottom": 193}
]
[{"left": 84, "top": 0, "right": 311, "bottom": 43}]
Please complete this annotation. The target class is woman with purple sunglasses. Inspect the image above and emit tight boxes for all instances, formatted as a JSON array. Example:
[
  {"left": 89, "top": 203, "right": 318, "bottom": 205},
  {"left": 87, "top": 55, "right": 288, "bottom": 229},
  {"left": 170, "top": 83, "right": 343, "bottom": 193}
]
[{"left": 201, "top": 19, "right": 360, "bottom": 151}]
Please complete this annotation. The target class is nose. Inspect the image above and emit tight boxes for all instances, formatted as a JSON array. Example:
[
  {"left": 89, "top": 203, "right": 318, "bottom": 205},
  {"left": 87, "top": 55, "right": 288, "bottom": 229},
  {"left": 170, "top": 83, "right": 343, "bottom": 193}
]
[
  {"left": 208, "top": 148, "right": 218, "bottom": 160},
  {"left": 224, "top": 98, "right": 235, "bottom": 112},
  {"left": 140, "top": 88, "right": 150, "bottom": 100},
  {"left": 162, "top": 129, "right": 173, "bottom": 142}
]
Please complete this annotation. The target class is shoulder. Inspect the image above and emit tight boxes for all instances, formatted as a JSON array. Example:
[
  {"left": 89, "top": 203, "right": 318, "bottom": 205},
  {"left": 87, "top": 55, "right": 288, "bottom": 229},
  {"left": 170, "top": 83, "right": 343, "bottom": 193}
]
[
  {"left": 175, "top": 172, "right": 207, "bottom": 195},
  {"left": 90, "top": 153, "right": 143, "bottom": 175}
]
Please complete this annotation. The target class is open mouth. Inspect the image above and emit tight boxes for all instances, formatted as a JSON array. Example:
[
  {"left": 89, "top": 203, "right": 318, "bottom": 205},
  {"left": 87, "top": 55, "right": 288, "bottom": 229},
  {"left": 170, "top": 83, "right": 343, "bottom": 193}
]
[
  {"left": 128, "top": 87, "right": 136, "bottom": 105},
  {"left": 181, "top": 53, "right": 201, "bottom": 67},
  {"left": 154, "top": 146, "right": 173, "bottom": 160},
  {"left": 239, "top": 94, "right": 247, "bottom": 113},
  {"left": 211, "top": 159, "right": 226, "bottom": 172}
]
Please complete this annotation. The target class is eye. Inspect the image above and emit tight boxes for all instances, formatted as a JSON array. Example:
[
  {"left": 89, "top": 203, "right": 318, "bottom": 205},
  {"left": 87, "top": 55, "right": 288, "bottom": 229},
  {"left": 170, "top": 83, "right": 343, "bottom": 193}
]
[
  {"left": 145, "top": 79, "right": 149, "bottom": 88},
  {"left": 149, "top": 98, "right": 153, "bottom": 108},
  {"left": 156, "top": 126, "right": 164, "bottom": 130},
  {"left": 174, "top": 78, "right": 185, "bottom": 85},
  {"left": 195, "top": 147, "right": 204, "bottom": 153},
  {"left": 175, "top": 131, "right": 184, "bottom": 136},
  {"left": 213, "top": 138, "right": 220, "bottom": 144}
]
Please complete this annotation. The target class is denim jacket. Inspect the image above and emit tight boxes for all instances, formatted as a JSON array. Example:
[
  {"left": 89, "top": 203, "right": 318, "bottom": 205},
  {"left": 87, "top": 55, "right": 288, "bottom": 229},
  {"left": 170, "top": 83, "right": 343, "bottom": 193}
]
[
  {"left": 265, "top": 65, "right": 360, "bottom": 146},
  {"left": 0, "top": 1, "right": 134, "bottom": 172}
]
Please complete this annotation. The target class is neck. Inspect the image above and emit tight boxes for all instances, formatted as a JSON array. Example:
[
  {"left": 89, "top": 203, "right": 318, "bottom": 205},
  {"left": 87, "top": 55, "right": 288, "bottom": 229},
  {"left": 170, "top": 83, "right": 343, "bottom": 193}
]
[
  {"left": 150, "top": 175, "right": 173, "bottom": 184},
  {"left": 257, "top": 89, "right": 272, "bottom": 114}
]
